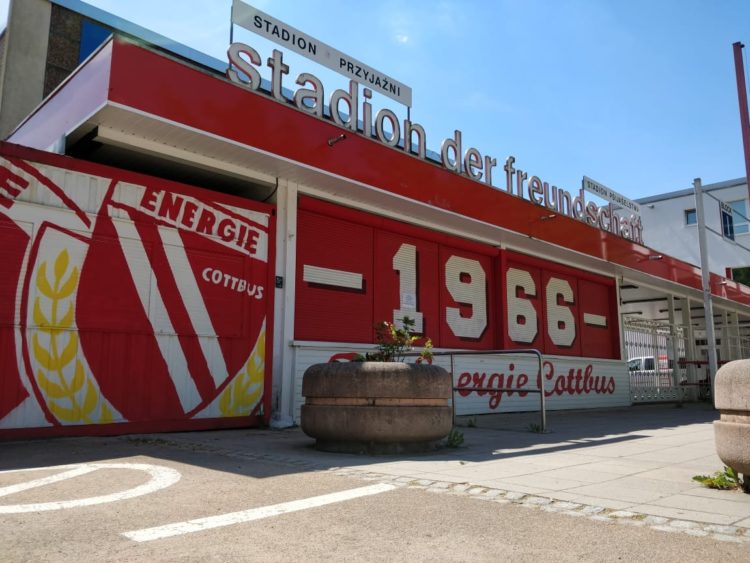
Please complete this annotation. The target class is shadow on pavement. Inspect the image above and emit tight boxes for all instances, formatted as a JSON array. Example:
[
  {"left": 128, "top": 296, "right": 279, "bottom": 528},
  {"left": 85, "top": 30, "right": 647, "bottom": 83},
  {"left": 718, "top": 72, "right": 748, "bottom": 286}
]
[{"left": 0, "top": 402, "right": 719, "bottom": 479}]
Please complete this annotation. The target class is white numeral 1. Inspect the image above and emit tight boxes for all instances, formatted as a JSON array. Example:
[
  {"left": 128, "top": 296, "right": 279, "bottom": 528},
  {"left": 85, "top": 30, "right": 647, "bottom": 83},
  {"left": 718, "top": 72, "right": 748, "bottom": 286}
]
[
  {"left": 445, "top": 256, "right": 487, "bottom": 339},
  {"left": 393, "top": 243, "right": 423, "bottom": 332}
]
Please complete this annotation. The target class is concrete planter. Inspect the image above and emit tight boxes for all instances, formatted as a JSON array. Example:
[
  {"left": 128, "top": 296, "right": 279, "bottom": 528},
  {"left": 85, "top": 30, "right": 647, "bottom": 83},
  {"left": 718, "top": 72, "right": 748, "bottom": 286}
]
[
  {"left": 301, "top": 361, "right": 452, "bottom": 454},
  {"left": 713, "top": 359, "right": 750, "bottom": 491}
]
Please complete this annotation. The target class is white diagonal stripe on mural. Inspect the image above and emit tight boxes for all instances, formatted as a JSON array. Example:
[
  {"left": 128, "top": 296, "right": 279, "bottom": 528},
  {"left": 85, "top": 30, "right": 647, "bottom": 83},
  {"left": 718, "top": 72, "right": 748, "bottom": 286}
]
[
  {"left": 158, "top": 227, "right": 229, "bottom": 387},
  {"left": 112, "top": 219, "right": 201, "bottom": 412}
]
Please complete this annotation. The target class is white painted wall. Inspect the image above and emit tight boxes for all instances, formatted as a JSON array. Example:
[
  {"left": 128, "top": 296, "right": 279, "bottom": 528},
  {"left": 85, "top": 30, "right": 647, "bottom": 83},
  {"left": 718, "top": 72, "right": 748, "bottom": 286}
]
[{"left": 638, "top": 178, "right": 750, "bottom": 276}]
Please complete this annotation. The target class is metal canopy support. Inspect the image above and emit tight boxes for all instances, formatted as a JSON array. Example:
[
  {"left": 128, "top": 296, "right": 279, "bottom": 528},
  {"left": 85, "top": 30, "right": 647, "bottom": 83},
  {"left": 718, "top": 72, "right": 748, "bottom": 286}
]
[
  {"left": 694, "top": 178, "right": 719, "bottom": 405},
  {"left": 682, "top": 296, "right": 697, "bottom": 400},
  {"left": 720, "top": 310, "right": 730, "bottom": 363},
  {"left": 667, "top": 295, "right": 682, "bottom": 404},
  {"left": 726, "top": 311, "right": 742, "bottom": 360}
]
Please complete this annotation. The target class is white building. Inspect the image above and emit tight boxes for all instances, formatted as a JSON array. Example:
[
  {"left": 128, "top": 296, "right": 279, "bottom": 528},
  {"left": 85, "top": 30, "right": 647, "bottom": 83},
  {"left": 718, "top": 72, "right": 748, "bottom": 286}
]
[{"left": 637, "top": 177, "right": 750, "bottom": 283}]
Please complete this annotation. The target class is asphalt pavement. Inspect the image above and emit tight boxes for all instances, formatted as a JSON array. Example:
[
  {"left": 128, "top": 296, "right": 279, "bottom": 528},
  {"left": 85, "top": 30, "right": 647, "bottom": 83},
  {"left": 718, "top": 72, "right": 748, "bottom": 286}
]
[
  {"left": 2, "top": 402, "right": 750, "bottom": 561},
  {"left": 161, "top": 402, "right": 750, "bottom": 531}
]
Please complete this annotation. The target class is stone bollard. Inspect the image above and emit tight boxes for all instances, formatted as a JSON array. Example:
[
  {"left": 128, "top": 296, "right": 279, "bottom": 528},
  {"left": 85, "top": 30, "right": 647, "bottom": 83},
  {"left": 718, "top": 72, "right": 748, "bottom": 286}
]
[
  {"left": 713, "top": 359, "right": 750, "bottom": 493},
  {"left": 301, "top": 361, "right": 453, "bottom": 454}
]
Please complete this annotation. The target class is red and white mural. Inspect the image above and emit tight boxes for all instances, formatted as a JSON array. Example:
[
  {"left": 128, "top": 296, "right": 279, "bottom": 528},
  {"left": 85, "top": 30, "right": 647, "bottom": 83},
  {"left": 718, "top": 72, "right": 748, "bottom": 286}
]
[
  {"left": 293, "top": 198, "right": 628, "bottom": 413},
  {"left": 0, "top": 152, "right": 274, "bottom": 435}
]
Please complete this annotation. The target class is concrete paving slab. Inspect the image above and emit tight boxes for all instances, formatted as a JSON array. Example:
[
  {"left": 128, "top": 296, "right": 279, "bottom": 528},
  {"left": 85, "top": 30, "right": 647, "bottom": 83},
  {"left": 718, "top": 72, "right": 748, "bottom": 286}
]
[
  {"left": 565, "top": 482, "right": 673, "bottom": 504},
  {"left": 682, "top": 486, "right": 750, "bottom": 501},
  {"left": 502, "top": 452, "right": 610, "bottom": 468},
  {"left": 552, "top": 494, "right": 635, "bottom": 510},
  {"left": 733, "top": 517, "right": 750, "bottom": 528},
  {"left": 494, "top": 473, "right": 589, "bottom": 491},
  {"left": 397, "top": 472, "right": 473, "bottom": 484},
  {"left": 466, "top": 480, "right": 550, "bottom": 495},
  {"left": 629, "top": 504, "right": 740, "bottom": 526},
  {"left": 430, "top": 462, "right": 546, "bottom": 481},
  {"left": 358, "top": 459, "right": 470, "bottom": 474},
  {"left": 573, "top": 459, "right": 664, "bottom": 475},
  {"left": 541, "top": 491, "right": 582, "bottom": 502},
  {"left": 549, "top": 443, "right": 660, "bottom": 458},
  {"left": 641, "top": 436, "right": 714, "bottom": 447},
  {"left": 605, "top": 475, "right": 698, "bottom": 494},
  {"left": 628, "top": 447, "right": 722, "bottom": 464},
  {"left": 651, "top": 494, "right": 750, "bottom": 519},
  {"left": 636, "top": 466, "right": 718, "bottom": 484},
  {"left": 532, "top": 466, "right": 624, "bottom": 484},
  {"left": 679, "top": 456, "right": 728, "bottom": 472}
]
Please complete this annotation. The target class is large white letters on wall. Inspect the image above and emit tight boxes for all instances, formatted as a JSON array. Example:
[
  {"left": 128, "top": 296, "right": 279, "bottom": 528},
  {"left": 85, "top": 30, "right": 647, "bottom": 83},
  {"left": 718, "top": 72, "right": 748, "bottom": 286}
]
[
  {"left": 506, "top": 267, "right": 538, "bottom": 344},
  {"left": 445, "top": 255, "right": 487, "bottom": 339},
  {"left": 545, "top": 277, "right": 576, "bottom": 347},
  {"left": 392, "top": 243, "right": 423, "bottom": 332}
]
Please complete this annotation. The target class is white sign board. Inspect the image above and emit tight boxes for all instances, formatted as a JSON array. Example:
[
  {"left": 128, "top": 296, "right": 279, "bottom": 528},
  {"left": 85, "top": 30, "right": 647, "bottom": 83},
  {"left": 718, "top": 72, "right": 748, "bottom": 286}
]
[
  {"left": 582, "top": 176, "right": 641, "bottom": 215},
  {"left": 451, "top": 353, "right": 630, "bottom": 415},
  {"left": 231, "top": 0, "right": 412, "bottom": 106},
  {"left": 291, "top": 345, "right": 630, "bottom": 420}
]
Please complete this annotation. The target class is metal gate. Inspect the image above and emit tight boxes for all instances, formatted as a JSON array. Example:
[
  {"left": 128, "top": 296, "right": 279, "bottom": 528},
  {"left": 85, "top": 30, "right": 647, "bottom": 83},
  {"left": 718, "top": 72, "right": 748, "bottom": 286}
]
[
  {"left": 623, "top": 317, "right": 689, "bottom": 403},
  {"left": 726, "top": 333, "right": 750, "bottom": 362}
]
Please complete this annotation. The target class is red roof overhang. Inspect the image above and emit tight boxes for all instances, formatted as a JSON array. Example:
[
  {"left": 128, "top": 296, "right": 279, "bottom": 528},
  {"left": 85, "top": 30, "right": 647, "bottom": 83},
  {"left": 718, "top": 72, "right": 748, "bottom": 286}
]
[{"left": 8, "top": 36, "right": 750, "bottom": 306}]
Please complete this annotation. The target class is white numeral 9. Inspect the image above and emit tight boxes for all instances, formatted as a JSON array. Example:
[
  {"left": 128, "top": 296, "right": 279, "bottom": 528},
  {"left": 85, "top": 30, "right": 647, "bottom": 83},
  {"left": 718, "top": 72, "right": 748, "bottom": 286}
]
[{"left": 445, "top": 256, "right": 487, "bottom": 339}]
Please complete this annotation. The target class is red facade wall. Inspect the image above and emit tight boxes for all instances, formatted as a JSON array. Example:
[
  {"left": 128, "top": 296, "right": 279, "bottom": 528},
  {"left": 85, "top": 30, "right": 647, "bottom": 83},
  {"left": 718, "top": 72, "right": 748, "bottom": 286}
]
[{"left": 295, "top": 198, "right": 620, "bottom": 359}]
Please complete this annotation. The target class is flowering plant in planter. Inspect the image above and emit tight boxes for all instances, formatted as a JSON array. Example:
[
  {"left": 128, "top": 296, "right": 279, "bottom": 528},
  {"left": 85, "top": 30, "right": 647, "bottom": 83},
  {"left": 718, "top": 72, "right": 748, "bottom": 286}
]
[{"left": 355, "top": 316, "right": 433, "bottom": 363}]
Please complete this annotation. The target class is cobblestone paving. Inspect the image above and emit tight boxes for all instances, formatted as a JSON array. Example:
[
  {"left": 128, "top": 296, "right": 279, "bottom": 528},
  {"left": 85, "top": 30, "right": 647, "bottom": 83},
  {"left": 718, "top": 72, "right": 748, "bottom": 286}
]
[{"left": 328, "top": 467, "right": 750, "bottom": 544}]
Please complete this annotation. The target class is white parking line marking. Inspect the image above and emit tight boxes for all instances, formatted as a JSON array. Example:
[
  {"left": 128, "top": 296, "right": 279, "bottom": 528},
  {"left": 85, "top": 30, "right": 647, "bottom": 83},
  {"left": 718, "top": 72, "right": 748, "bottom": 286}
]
[
  {"left": 0, "top": 463, "right": 181, "bottom": 513},
  {"left": 123, "top": 483, "right": 397, "bottom": 542},
  {"left": 0, "top": 465, "right": 96, "bottom": 498}
]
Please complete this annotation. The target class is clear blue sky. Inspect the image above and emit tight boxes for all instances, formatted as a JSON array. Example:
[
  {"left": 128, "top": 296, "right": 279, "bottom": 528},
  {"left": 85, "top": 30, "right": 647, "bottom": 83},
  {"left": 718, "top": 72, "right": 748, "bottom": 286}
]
[{"left": 1, "top": 0, "right": 749, "bottom": 199}]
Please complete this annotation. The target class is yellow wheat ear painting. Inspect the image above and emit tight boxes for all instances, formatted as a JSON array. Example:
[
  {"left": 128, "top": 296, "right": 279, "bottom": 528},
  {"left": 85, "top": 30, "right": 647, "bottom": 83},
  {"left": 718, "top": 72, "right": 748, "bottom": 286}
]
[
  {"left": 218, "top": 322, "right": 265, "bottom": 417},
  {"left": 32, "top": 249, "right": 113, "bottom": 424}
]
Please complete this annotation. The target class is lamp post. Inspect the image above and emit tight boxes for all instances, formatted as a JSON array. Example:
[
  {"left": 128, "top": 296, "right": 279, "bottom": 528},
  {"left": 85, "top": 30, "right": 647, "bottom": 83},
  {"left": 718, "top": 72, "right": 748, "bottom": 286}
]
[
  {"left": 694, "top": 177, "right": 719, "bottom": 405},
  {"left": 733, "top": 42, "right": 750, "bottom": 203}
]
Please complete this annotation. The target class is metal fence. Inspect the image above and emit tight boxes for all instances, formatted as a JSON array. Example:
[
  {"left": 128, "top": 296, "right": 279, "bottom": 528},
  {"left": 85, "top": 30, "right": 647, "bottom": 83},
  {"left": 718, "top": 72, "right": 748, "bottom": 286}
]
[
  {"left": 726, "top": 334, "right": 750, "bottom": 361},
  {"left": 623, "top": 317, "right": 690, "bottom": 403}
]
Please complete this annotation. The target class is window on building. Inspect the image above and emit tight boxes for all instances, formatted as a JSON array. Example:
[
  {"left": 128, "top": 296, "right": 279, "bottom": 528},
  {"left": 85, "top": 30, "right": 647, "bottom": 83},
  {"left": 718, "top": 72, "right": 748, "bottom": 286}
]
[
  {"left": 684, "top": 208, "right": 697, "bottom": 225},
  {"left": 733, "top": 266, "right": 750, "bottom": 286},
  {"left": 729, "top": 200, "right": 749, "bottom": 235},
  {"left": 722, "top": 211, "right": 735, "bottom": 239}
]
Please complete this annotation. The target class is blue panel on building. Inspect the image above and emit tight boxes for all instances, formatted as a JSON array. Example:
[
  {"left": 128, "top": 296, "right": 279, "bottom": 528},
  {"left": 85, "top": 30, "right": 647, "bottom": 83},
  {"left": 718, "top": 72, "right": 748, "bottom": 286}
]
[{"left": 79, "top": 20, "right": 112, "bottom": 63}]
